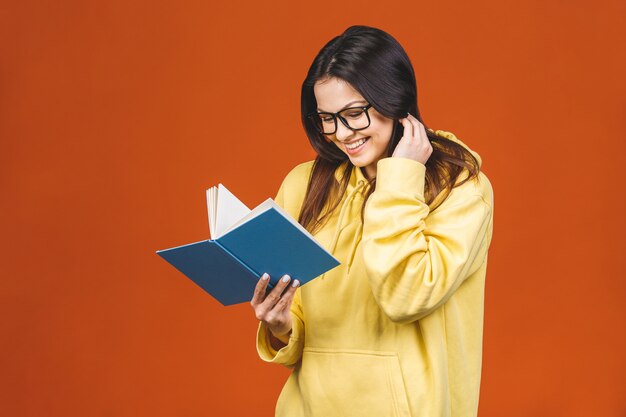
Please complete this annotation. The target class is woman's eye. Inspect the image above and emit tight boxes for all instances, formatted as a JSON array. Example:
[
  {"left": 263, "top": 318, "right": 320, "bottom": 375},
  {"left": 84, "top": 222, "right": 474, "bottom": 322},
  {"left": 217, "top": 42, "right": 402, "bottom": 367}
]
[{"left": 345, "top": 111, "right": 363, "bottom": 118}]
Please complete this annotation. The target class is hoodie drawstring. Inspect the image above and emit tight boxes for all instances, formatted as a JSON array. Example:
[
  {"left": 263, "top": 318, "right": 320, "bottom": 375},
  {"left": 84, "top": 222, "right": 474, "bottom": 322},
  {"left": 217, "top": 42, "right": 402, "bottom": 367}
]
[
  {"left": 329, "top": 180, "right": 365, "bottom": 254},
  {"left": 327, "top": 180, "right": 366, "bottom": 272},
  {"left": 346, "top": 221, "right": 363, "bottom": 274}
]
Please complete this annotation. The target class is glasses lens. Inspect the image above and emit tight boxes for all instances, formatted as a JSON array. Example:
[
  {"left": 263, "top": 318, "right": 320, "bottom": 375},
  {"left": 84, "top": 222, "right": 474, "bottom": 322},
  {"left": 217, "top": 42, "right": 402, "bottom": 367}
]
[
  {"left": 311, "top": 113, "right": 336, "bottom": 134},
  {"left": 340, "top": 107, "right": 369, "bottom": 130}
]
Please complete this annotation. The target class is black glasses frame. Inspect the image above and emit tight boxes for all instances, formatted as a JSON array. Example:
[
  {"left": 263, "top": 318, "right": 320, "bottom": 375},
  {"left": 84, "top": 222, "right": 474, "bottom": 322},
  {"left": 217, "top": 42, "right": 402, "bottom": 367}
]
[{"left": 307, "top": 104, "right": 373, "bottom": 135}]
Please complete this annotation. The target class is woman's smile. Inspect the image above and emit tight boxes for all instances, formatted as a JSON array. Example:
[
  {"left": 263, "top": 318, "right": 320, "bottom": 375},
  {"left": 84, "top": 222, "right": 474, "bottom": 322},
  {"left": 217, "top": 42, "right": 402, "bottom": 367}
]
[{"left": 342, "top": 136, "right": 370, "bottom": 154}]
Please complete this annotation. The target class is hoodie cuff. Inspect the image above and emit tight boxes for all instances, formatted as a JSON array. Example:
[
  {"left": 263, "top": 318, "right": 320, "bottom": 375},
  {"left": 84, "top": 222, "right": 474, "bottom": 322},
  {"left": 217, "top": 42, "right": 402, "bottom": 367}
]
[
  {"left": 375, "top": 157, "right": 427, "bottom": 202},
  {"left": 256, "top": 320, "right": 303, "bottom": 364}
]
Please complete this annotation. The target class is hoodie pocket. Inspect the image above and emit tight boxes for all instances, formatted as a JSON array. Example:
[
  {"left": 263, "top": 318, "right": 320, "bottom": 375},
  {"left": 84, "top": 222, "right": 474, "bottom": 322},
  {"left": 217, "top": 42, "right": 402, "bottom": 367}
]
[{"left": 299, "top": 347, "right": 411, "bottom": 417}]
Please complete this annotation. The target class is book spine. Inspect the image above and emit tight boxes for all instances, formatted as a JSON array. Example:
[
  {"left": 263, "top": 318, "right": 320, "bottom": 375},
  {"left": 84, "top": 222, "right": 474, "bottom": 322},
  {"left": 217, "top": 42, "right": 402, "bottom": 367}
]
[{"left": 214, "top": 239, "right": 274, "bottom": 289}]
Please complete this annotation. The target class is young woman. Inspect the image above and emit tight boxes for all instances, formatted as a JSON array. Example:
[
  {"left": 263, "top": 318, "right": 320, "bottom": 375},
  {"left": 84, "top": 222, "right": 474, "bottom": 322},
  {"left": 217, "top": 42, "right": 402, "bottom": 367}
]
[{"left": 250, "top": 25, "right": 494, "bottom": 417}]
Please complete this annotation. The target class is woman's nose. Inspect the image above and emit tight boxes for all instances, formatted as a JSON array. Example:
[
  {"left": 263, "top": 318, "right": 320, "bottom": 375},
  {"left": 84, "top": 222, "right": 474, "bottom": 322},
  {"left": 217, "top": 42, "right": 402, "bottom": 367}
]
[{"left": 335, "top": 119, "right": 355, "bottom": 142}]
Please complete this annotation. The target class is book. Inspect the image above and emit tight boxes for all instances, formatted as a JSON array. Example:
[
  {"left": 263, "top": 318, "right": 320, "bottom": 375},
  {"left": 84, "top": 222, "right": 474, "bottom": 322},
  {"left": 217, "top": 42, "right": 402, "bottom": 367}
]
[{"left": 156, "top": 184, "right": 340, "bottom": 306}]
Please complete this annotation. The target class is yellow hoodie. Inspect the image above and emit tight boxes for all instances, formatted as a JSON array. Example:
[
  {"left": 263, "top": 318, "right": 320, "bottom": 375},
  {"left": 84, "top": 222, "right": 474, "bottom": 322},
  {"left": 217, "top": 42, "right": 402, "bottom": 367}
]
[{"left": 257, "top": 130, "right": 494, "bottom": 417}]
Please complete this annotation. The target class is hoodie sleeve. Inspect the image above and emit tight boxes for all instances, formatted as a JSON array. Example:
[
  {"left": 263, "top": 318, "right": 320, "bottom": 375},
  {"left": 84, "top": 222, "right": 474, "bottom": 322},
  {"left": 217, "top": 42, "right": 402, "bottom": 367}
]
[
  {"left": 256, "top": 287, "right": 305, "bottom": 367},
  {"left": 362, "top": 157, "right": 493, "bottom": 324},
  {"left": 255, "top": 163, "right": 312, "bottom": 367}
]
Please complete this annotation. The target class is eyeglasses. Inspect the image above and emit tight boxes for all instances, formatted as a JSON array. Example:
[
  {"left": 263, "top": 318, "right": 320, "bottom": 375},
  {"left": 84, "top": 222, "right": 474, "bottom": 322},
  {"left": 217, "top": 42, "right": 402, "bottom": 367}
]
[{"left": 307, "top": 104, "right": 373, "bottom": 135}]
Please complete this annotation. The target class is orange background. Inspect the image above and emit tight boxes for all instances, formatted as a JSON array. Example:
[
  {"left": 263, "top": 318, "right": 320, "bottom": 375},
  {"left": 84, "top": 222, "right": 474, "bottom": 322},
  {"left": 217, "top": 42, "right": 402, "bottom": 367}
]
[{"left": 1, "top": 0, "right": 625, "bottom": 416}]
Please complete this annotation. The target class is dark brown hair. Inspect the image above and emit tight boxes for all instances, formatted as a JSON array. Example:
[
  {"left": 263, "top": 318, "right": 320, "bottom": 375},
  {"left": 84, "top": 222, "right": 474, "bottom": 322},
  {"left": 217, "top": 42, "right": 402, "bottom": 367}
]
[{"left": 299, "top": 25, "right": 480, "bottom": 234}]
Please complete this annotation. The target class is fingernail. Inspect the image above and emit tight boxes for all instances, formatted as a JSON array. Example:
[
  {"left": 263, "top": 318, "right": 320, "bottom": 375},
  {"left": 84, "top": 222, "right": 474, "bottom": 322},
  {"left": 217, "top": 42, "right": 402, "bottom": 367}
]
[
  {"left": 292, "top": 280, "right": 299, "bottom": 288},
  {"left": 282, "top": 275, "right": 290, "bottom": 283},
  {"left": 261, "top": 273, "right": 269, "bottom": 280}
]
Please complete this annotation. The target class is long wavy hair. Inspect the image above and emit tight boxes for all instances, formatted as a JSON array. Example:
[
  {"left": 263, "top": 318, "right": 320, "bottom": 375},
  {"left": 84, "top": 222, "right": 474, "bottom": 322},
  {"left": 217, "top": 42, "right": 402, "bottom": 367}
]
[{"left": 299, "top": 25, "right": 480, "bottom": 234}]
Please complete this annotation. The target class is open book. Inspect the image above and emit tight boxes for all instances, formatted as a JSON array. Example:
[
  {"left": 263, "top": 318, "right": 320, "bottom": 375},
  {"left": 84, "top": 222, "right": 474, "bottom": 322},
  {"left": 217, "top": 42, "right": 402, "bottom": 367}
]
[{"left": 156, "top": 184, "right": 340, "bottom": 306}]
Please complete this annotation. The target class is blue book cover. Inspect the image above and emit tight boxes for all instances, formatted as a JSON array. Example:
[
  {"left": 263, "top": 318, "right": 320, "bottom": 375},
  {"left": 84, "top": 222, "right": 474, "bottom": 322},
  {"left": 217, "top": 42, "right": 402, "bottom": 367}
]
[{"left": 156, "top": 186, "right": 340, "bottom": 306}]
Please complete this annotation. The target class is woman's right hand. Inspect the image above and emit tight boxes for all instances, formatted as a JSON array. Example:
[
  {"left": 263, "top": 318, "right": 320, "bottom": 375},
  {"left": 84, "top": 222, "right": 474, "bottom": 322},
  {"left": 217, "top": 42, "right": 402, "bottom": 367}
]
[{"left": 250, "top": 273, "right": 299, "bottom": 344}]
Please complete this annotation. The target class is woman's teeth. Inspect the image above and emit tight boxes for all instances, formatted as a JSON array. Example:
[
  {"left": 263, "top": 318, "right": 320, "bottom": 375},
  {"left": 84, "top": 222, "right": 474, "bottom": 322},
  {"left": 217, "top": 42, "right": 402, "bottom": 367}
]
[{"left": 345, "top": 137, "right": 369, "bottom": 150}]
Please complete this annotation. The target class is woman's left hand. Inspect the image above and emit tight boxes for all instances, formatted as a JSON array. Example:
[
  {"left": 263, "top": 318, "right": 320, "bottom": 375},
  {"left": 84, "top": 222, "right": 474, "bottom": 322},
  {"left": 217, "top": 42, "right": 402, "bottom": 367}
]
[{"left": 392, "top": 113, "right": 433, "bottom": 165}]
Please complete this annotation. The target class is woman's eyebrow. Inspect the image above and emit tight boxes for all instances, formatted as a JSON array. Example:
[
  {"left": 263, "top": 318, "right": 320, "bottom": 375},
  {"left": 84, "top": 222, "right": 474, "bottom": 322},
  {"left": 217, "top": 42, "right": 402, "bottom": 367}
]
[{"left": 317, "top": 100, "right": 367, "bottom": 113}]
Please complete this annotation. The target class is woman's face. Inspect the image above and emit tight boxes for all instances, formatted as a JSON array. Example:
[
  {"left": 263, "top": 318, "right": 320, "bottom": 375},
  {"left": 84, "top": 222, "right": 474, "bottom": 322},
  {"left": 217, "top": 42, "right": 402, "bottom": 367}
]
[{"left": 313, "top": 77, "right": 394, "bottom": 179}]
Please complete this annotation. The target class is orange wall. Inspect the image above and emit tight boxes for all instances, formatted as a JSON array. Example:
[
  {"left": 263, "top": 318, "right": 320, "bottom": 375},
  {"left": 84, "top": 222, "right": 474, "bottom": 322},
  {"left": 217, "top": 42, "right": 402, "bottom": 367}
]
[{"left": 1, "top": 0, "right": 625, "bottom": 416}]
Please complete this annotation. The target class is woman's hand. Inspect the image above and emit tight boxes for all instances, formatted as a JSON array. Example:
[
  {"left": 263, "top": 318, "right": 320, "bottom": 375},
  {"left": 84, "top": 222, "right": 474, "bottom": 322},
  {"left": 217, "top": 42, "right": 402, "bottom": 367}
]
[
  {"left": 250, "top": 273, "right": 299, "bottom": 346},
  {"left": 393, "top": 113, "right": 433, "bottom": 165}
]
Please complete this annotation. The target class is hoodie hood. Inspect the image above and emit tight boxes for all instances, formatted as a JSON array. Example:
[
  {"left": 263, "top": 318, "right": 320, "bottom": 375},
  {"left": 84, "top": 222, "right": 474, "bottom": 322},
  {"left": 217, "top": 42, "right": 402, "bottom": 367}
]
[{"left": 430, "top": 129, "right": 482, "bottom": 168}]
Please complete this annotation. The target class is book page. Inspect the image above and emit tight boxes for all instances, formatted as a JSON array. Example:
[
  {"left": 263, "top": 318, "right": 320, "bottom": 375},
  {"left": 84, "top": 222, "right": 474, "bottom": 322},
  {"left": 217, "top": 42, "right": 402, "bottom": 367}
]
[
  {"left": 225, "top": 198, "right": 272, "bottom": 233},
  {"left": 206, "top": 186, "right": 217, "bottom": 239},
  {"left": 206, "top": 184, "right": 251, "bottom": 239}
]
